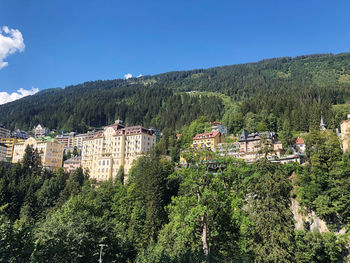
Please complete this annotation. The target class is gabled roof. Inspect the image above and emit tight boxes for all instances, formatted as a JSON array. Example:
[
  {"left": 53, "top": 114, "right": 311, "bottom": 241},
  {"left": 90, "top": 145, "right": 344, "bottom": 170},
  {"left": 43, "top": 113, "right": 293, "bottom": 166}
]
[
  {"left": 64, "top": 156, "right": 82, "bottom": 164},
  {"left": 193, "top": 131, "right": 220, "bottom": 140},
  {"left": 239, "top": 129, "right": 249, "bottom": 141},
  {"left": 239, "top": 130, "right": 277, "bottom": 142}
]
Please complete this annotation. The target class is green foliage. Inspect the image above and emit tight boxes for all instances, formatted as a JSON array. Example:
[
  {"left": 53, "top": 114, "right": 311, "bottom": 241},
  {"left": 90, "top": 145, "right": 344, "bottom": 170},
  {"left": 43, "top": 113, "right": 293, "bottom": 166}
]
[
  {"left": 112, "top": 152, "right": 177, "bottom": 260},
  {"left": 1, "top": 115, "right": 350, "bottom": 261},
  {"left": 246, "top": 159, "right": 295, "bottom": 262},
  {"left": 157, "top": 155, "right": 251, "bottom": 262},
  {"left": 295, "top": 230, "right": 345, "bottom": 262},
  {"left": 31, "top": 190, "right": 125, "bottom": 263},
  {"left": 295, "top": 131, "right": 350, "bottom": 229},
  {"left": 0, "top": 208, "right": 33, "bottom": 262}
]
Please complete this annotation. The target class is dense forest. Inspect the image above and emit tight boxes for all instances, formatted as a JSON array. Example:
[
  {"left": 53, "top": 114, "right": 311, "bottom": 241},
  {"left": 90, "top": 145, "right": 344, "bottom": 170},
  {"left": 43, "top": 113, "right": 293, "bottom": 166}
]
[
  {"left": 1, "top": 53, "right": 350, "bottom": 134},
  {"left": 1, "top": 53, "right": 350, "bottom": 261},
  {"left": 1, "top": 128, "right": 349, "bottom": 262}
]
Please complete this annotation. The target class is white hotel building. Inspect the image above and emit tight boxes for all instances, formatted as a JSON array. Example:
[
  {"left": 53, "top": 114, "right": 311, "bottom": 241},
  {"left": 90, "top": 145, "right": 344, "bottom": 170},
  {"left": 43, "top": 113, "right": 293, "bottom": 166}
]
[{"left": 81, "top": 120, "right": 156, "bottom": 181}]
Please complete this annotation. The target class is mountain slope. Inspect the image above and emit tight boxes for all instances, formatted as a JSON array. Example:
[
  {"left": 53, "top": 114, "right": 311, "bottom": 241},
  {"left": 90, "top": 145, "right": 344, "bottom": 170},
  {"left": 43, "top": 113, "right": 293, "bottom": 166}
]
[{"left": 1, "top": 53, "right": 350, "bottom": 132}]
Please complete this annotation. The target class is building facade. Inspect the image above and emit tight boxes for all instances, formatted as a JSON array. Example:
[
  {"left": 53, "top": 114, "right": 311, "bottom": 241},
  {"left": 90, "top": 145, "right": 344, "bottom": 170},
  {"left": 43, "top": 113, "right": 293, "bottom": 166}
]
[
  {"left": 192, "top": 131, "right": 225, "bottom": 151},
  {"left": 238, "top": 130, "right": 283, "bottom": 162},
  {"left": 81, "top": 120, "right": 156, "bottom": 181},
  {"left": 33, "top": 124, "right": 49, "bottom": 138},
  {"left": 293, "top": 137, "right": 306, "bottom": 154},
  {"left": 0, "top": 138, "right": 24, "bottom": 160},
  {"left": 56, "top": 132, "right": 90, "bottom": 150},
  {"left": 12, "top": 137, "right": 64, "bottom": 171},
  {"left": 63, "top": 156, "right": 81, "bottom": 173}
]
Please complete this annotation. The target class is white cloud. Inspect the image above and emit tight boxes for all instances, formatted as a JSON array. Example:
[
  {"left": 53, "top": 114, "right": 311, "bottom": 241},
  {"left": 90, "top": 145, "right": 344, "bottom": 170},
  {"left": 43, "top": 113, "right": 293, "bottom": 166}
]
[
  {"left": 0, "top": 87, "right": 39, "bottom": 105},
  {"left": 137, "top": 74, "right": 143, "bottom": 78},
  {"left": 0, "top": 26, "right": 25, "bottom": 70},
  {"left": 124, "top": 73, "right": 132, "bottom": 79}
]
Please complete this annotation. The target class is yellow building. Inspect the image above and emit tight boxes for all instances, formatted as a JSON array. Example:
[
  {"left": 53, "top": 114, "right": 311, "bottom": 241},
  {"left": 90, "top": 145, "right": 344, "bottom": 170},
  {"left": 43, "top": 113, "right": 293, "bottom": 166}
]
[
  {"left": 0, "top": 138, "right": 24, "bottom": 159},
  {"left": 340, "top": 115, "right": 350, "bottom": 152},
  {"left": 180, "top": 131, "right": 224, "bottom": 166},
  {"left": 81, "top": 120, "right": 156, "bottom": 181},
  {"left": 192, "top": 131, "right": 224, "bottom": 151},
  {"left": 12, "top": 137, "right": 64, "bottom": 171}
]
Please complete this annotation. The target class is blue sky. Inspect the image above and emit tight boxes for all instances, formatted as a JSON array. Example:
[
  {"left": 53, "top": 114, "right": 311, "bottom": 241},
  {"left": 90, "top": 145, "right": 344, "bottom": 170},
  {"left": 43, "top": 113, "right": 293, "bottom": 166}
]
[{"left": 0, "top": 0, "right": 349, "bottom": 103}]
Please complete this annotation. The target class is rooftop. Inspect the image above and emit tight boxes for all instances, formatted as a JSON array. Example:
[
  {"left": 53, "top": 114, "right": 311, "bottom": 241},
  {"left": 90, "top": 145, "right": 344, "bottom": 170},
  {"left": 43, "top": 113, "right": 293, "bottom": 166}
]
[
  {"left": 193, "top": 131, "right": 220, "bottom": 140},
  {"left": 239, "top": 130, "right": 277, "bottom": 142},
  {"left": 210, "top": 121, "right": 224, "bottom": 126}
]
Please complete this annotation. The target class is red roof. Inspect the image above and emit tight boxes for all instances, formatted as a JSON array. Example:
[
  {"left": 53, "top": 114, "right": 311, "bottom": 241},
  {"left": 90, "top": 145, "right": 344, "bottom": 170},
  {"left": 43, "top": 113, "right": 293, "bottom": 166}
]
[
  {"left": 210, "top": 121, "right": 223, "bottom": 125},
  {"left": 193, "top": 131, "right": 220, "bottom": 140},
  {"left": 294, "top": 137, "right": 305, "bottom": 145}
]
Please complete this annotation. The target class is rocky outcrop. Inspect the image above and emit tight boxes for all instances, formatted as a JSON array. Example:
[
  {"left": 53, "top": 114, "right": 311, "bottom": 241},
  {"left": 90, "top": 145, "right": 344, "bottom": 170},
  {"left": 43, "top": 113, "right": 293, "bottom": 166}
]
[{"left": 291, "top": 198, "right": 329, "bottom": 233}]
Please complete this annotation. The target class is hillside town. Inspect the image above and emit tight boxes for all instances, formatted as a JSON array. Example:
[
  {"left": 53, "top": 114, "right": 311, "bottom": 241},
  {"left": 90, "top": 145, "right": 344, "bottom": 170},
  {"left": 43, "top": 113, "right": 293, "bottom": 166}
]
[{"left": 1, "top": 115, "right": 350, "bottom": 182}]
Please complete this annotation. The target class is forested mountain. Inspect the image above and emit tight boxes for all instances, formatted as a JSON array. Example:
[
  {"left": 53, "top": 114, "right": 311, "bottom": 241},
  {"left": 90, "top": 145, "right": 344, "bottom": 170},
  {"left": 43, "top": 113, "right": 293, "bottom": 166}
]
[
  {"left": 1, "top": 53, "right": 350, "bottom": 133},
  {"left": 2, "top": 53, "right": 350, "bottom": 262}
]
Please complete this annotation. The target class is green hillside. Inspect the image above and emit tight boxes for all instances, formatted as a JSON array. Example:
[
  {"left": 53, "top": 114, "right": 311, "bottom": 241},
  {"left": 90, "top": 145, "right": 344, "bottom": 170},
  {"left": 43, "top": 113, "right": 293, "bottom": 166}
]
[{"left": 1, "top": 53, "right": 350, "bottom": 132}]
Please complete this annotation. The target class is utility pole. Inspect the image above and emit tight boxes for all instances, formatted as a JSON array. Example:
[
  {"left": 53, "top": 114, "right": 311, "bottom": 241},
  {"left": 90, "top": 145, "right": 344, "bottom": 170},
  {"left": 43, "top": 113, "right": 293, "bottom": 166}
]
[{"left": 98, "top": 244, "right": 106, "bottom": 263}]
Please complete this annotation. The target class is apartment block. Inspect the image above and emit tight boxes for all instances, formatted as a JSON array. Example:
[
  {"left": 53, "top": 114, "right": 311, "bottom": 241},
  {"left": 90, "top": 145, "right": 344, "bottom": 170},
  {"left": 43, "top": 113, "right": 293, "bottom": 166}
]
[
  {"left": 56, "top": 132, "right": 90, "bottom": 150},
  {"left": 0, "top": 138, "right": 24, "bottom": 159},
  {"left": 81, "top": 120, "right": 156, "bottom": 181},
  {"left": 12, "top": 137, "right": 64, "bottom": 171}
]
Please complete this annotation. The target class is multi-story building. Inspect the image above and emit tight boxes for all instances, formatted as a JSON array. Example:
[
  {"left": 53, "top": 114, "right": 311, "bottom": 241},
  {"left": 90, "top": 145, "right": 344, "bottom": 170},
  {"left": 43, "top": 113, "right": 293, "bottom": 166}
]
[
  {"left": 210, "top": 121, "right": 227, "bottom": 135},
  {"left": 0, "top": 143, "right": 8, "bottom": 161},
  {"left": 56, "top": 133, "right": 71, "bottom": 148},
  {"left": 56, "top": 132, "right": 89, "bottom": 150},
  {"left": 0, "top": 125, "right": 10, "bottom": 138},
  {"left": 81, "top": 120, "right": 156, "bottom": 181},
  {"left": 340, "top": 114, "right": 350, "bottom": 152},
  {"left": 0, "top": 138, "right": 24, "bottom": 159},
  {"left": 12, "top": 137, "right": 64, "bottom": 171},
  {"left": 33, "top": 124, "right": 49, "bottom": 138},
  {"left": 12, "top": 129, "right": 29, "bottom": 139},
  {"left": 238, "top": 130, "right": 282, "bottom": 162},
  {"left": 63, "top": 156, "right": 81, "bottom": 173},
  {"left": 192, "top": 131, "right": 225, "bottom": 151},
  {"left": 73, "top": 133, "right": 89, "bottom": 149}
]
